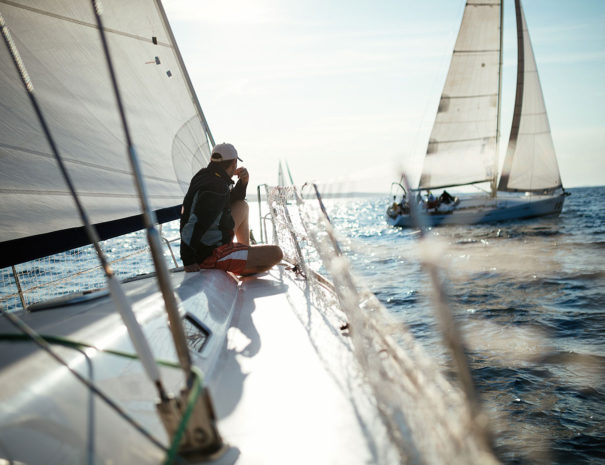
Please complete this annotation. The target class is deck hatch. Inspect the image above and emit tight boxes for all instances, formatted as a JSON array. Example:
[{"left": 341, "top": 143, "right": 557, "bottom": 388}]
[{"left": 183, "top": 313, "right": 211, "bottom": 353}]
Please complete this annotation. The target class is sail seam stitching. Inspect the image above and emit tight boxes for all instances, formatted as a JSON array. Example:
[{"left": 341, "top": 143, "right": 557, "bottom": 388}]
[
  {"left": 0, "top": 0, "right": 171, "bottom": 47},
  {"left": 516, "top": 130, "right": 551, "bottom": 135},
  {"left": 453, "top": 49, "right": 499, "bottom": 53},
  {"left": 429, "top": 136, "right": 496, "bottom": 144},
  {"left": 443, "top": 93, "right": 498, "bottom": 99}
]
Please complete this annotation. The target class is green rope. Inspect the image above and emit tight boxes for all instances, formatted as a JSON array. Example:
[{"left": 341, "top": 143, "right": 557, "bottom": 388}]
[
  {"left": 162, "top": 366, "right": 204, "bottom": 465},
  {"left": 0, "top": 333, "right": 181, "bottom": 368},
  {"left": 0, "top": 333, "right": 209, "bottom": 464}
]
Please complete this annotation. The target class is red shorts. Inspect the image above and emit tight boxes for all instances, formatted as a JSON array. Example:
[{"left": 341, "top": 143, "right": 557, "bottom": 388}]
[{"left": 199, "top": 242, "right": 249, "bottom": 275}]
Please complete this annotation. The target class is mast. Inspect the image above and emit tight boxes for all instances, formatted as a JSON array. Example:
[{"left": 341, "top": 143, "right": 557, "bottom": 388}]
[{"left": 492, "top": 0, "right": 504, "bottom": 197}]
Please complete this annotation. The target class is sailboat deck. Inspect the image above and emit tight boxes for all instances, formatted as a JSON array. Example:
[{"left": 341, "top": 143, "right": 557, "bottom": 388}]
[
  {"left": 211, "top": 266, "right": 390, "bottom": 464},
  {"left": 0, "top": 265, "right": 392, "bottom": 464}
]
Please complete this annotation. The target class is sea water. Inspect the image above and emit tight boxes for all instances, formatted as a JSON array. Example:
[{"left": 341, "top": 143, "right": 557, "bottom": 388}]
[
  {"left": 2, "top": 187, "right": 603, "bottom": 464},
  {"left": 322, "top": 186, "right": 605, "bottom": 465}
]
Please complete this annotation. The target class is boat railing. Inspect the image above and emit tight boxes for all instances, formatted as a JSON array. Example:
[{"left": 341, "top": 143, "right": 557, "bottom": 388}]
[
  {"left": 159, "top": 223, "right": 180, "bottom": 268},
  {"left": 263, "top": 180, "right": 498, "bottom": 464},
  {"left": 1, "top": 224, "right": 182, "bottom": 312},
  {"left": 256, "top": 183, "right": 277, "bottom": 244},
  {"left": 390, "top": 181, "right": 407, "bottom": 202}
]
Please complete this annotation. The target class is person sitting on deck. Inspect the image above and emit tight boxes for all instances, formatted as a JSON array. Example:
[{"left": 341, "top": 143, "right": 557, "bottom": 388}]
[
  {"left": 179, "top": 142, "right": 283, "bottom": 275},
  {"left": 439, "top": 190, "right": 456, "bottom": 205}
]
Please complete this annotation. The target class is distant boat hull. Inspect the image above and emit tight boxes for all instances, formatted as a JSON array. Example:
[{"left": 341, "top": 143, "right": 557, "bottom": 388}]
[{"left": 387, "top": 192, "right": 567, "bottom": 227}]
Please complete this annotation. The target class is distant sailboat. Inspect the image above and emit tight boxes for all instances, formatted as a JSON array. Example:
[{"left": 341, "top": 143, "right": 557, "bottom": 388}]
[
  {"left": 278, "top": 159, "right": 295, "bottom": 187},
  {"left": 278, "top": 160, "right": 286, "bottom": 186},
  {"left": 387, "top": 0, "right": 569, "bottom": 227}
]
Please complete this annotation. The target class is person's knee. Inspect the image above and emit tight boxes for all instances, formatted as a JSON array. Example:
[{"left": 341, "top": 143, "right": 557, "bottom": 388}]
[
  {"left": 252, "top": 245, "right": 282, "bottom": 267},
  {"left": 271, "top": 245, "right": 283, "bottom": 264}
]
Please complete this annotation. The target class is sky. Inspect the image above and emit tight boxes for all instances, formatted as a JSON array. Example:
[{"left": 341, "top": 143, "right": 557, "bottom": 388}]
[{"left": 163, "top": 0, "right": 605, "bottom": 193}]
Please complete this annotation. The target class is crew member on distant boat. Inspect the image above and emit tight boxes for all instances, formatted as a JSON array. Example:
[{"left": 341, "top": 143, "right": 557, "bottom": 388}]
[
  {"left": 426, "top": 191, "right": 438, "bottom": 210},
  {"left": 439, "top": 190, "right": 456, "bottom": 205},
  {"left": 180, "top": 142, "right": 283, "bottom": 275}
]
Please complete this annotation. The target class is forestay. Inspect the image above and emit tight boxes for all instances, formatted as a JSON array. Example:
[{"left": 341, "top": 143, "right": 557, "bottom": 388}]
[
  {"left": 498, "top": 0, "right": 562, "bottom": 193},
  {"left": 418, "top": 0, "right": 502, "bottom": 191},
  {"left": 0, "top": 0, "right": 210, "bottom": 266}
]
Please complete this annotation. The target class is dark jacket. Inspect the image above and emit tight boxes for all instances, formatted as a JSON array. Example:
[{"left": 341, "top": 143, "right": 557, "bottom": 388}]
[{"left": 179, "top": 163, "right": 247, "bottom": 265}]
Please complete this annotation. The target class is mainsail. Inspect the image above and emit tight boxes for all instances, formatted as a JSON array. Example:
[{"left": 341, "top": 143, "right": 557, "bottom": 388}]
[
  {"left": 498, "top": 0, "right": 562, "bottom": 193},
  {"left": 0, "top": 0, "right": 211, "bottom": 267},
  {"left": 418, "top": 0, "right": 502, "bottom": 191}
]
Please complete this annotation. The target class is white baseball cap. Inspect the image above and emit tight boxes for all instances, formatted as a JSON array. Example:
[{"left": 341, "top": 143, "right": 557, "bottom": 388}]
[{"left": 211, "top": 142, "right": 243, "bottom": 162}]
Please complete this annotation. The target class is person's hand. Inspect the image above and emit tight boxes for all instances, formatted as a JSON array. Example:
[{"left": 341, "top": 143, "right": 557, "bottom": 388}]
[{"left": 235, "top": 166, "right": 249, "bottom": 184}]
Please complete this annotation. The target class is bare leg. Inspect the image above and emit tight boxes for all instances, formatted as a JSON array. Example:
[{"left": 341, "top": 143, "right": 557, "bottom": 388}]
[
  {"left": 241, "top": 245, "right": 283, "bottom": 275},
  {"left": 231, "top": 200, "right": 250, "bottom": 245}
]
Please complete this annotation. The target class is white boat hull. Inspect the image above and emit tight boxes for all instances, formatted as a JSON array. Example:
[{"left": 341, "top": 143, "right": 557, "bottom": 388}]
[
  {"left": 0, "top": 266, "right": 397, "bottom": 464},
  {"left": 0, "top": 269, "right": 240, "bottom": 465},
  {"left": 387, "top": 192, "right": 567, "bottom": 227}
]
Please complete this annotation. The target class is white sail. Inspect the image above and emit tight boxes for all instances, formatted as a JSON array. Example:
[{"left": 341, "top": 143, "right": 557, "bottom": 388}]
[
  {"left": 418, "top": 0, "right": 502, "bottom": 191},
  {"left": 0, "top": 1, "right": 211, "bottom": 265},
  {"left": 498, "top": 0, "right": 562, "bottom": 193}
]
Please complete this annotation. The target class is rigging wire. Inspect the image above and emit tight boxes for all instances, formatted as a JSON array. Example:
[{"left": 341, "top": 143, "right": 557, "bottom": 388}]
[
  {"left": 0, "top": 310, "right": 168, "bottom": 453},
  {"left": 285, "top": 160, "right": 295, "bottom": 185},
  {"left": 86, "top": 5, "right": 227, "bottom": 458},
  {"left": 0, "top": 331, "right": 209, "bottom": 465},
  {"left": 400, "top": 173, "right": 495, "bottom": 457},
  {"left": 89, "top": 0, "right": 193, "bottom": 384},
  {"left": 0, "top": 9, "right": 169, "bottom": 404}
]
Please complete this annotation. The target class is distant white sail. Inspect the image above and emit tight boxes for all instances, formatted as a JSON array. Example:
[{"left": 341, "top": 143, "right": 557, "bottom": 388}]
[
  {"left": 498, "top": 0, "right": 562, "bottom": 193},
  {"left": 278, "top": 160, "right": 286, "bottom": 186},
  {"left": 418, "top": 0, "right": 502, "bottom": 191},
  {"left": 0, "top": 1, "right": 211, "bottom": 264}
]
